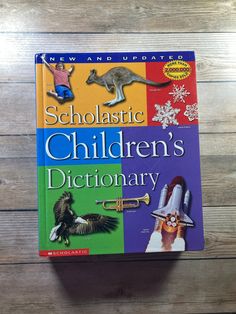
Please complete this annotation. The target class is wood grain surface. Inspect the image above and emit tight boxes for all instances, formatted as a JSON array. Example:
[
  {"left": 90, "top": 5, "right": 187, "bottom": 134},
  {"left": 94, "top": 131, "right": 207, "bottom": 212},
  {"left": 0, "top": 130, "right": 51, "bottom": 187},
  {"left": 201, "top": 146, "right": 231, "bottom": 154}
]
[
  {"left": 0, "top": 0, "right": 235, "bottom": 32},
  {"left": 0, "top": 1, "right": 236, "bottom": 313},
  {"left": 0, "top": 33, "right": 236, "bottom": 82},
  {"left": 1, "top": 259, "right": 236, "bottom": 314}
]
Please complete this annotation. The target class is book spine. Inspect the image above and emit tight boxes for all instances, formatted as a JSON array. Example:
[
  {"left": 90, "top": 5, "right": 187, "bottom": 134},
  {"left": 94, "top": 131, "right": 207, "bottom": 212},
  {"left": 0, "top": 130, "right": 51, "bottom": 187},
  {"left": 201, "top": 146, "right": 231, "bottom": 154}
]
[{"left": 35, "top": 54, "right": 47, "bottom": 254}]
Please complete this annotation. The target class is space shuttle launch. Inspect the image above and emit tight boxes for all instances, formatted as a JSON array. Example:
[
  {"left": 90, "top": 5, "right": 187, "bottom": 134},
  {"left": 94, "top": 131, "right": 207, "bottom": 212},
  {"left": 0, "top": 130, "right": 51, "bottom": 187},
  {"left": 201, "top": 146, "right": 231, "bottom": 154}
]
[{"left": 151, "top": 176, "right": 194, "bottom": 233}]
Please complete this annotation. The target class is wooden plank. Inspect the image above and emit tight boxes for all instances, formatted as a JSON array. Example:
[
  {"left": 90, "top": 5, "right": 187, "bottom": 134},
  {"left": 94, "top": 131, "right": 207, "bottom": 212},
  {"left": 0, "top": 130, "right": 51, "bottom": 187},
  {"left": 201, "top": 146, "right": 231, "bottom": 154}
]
[
  {"left": 0, "top": 154, "right": 235, "bottom": 210},
  {"left": 0, "top": 158, "right": 37, "bottom": 210},
  {"left": 198, "top": 82, "right": 236, "bottom": 133},
  {"left": 0, "top": 259, "right": 236, "bottom": 314},
  {"left": 0, "top": 82, "right": 236, "bottom": 135},
  {"left": 0, "top": 33, "right": 236, "bottom": 82},
  {"left": 201, "top": 155, "right": 236, "bottom": 207},
  {"left": 0, "top": 133, "right": 235, "bottom": 158},
  {"left": 1, "top": 207, "right": 236, "bottom": 264},
  {"left": 0, "top": 135, "right": 36, "bottom": 157},
  {"left": 0, "top": 0, "right": 236, "bottom": 33},
  {"left": 199, "top": 133, "right": 236, "bottom": 156},
  {"left": 0, "top": 83, "right": 36, "bottom": 135}
]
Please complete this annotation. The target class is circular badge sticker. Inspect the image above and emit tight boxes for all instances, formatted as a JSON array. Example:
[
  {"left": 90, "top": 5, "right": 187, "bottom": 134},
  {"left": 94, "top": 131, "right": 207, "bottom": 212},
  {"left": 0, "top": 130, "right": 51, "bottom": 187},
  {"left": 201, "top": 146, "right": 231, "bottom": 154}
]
[{"left": 163, "top": 60, "right": 191, "bottom": 80}]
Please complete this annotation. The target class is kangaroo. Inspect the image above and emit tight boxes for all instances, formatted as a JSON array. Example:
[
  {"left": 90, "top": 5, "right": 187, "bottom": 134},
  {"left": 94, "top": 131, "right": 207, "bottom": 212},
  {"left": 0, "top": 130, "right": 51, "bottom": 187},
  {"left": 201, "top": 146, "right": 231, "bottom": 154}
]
[{"left": 86, "top": 67, "right": 171, "bottom": 107}]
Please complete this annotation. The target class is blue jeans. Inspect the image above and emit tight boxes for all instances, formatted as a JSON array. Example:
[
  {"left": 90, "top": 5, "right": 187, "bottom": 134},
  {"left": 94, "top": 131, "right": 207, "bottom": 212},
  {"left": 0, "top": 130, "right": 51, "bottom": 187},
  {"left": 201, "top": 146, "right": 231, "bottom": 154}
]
[{"left": 55, "top": 85, "right": 74, "bottom": 100}]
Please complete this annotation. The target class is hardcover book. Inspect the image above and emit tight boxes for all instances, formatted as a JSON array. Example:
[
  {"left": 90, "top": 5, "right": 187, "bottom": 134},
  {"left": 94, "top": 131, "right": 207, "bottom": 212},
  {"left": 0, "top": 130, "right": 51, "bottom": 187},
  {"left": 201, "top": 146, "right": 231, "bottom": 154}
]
[{"left": 35, "top": 51, "right": 204, "bottom": 257}]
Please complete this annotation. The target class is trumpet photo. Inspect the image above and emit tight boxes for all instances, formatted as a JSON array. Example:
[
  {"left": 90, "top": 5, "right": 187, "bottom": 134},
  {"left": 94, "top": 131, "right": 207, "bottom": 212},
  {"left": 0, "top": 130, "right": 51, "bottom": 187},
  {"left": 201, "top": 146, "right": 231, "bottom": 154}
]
[{"left": 96, "top": 193, "right": 150, "bottom": 212}]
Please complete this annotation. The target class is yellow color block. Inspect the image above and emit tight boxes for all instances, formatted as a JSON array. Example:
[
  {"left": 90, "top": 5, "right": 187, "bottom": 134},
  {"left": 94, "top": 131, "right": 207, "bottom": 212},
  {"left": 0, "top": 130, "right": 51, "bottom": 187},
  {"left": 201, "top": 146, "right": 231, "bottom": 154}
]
[{"left": 36, "top": 62, "right": 148, "bottom": 128}]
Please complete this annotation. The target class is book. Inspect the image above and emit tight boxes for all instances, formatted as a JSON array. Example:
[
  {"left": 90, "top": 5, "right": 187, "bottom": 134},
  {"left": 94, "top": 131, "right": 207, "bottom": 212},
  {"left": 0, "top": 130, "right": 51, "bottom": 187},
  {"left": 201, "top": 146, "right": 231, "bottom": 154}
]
[{"left": 35, "top": 51, "right": 204, "bottom": 257}]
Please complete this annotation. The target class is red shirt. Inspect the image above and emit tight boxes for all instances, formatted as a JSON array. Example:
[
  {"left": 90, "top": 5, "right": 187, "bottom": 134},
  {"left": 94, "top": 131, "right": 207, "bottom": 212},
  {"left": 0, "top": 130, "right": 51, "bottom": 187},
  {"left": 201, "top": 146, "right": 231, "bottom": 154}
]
[{"left": 49, "top": 66, "right": 71, "bottom": 89}]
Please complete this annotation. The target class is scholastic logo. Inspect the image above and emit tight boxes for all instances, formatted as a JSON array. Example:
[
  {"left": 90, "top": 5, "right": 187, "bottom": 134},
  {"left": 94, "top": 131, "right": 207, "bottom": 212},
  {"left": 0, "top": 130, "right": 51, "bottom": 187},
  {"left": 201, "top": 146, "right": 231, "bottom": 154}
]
[
  {"left": 163, "top": 60, "right": 191, "bottom": 80},
  {"left": 40, "top": 248, "right": 89, "bottom": 257}
]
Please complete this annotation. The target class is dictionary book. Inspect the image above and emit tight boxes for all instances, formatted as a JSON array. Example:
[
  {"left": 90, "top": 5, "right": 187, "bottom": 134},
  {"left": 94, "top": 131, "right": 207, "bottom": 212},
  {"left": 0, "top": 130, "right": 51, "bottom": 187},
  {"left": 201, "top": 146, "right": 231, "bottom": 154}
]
[{"left": 35, "top": 51, "right": 204, "bottom": 257}]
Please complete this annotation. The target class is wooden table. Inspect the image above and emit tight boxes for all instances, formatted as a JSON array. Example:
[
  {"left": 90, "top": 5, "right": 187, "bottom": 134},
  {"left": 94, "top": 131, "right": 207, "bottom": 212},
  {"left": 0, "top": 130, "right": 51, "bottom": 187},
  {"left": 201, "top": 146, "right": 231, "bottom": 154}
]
[{"left": 0, "top": 1, "right": 236, "bottom": 313}]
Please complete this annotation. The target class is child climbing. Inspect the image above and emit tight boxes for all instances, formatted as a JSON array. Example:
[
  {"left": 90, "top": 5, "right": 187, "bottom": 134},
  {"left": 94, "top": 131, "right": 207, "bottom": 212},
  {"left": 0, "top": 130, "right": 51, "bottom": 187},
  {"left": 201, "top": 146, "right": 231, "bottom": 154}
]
[{"left": 41, "top": 54, "right": 74, "bottom": 104}]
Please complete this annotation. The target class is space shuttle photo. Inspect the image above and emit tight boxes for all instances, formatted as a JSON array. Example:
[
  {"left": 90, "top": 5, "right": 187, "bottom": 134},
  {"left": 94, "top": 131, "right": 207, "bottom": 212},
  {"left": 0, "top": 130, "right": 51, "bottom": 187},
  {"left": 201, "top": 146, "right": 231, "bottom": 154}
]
[
  {"left": 152, "top": 179, "right": 194, "bottom": 229},
  {"left": 146, "top": 176, "right": 194, "bottom": 252}
]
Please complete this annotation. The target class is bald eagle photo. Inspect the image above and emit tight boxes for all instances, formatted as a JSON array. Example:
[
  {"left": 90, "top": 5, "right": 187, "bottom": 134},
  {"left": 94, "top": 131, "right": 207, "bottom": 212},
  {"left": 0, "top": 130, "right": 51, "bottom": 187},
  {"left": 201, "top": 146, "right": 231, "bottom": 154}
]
[{"left": 49, "top": 191, "right": 118, "bottom": 246}]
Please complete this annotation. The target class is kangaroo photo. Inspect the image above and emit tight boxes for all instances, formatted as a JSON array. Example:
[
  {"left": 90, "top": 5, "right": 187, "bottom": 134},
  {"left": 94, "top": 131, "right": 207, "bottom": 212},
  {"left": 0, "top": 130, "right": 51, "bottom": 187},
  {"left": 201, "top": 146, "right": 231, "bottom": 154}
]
[{"left": 86, "top": 66, "right": 171, "bottom": 106}]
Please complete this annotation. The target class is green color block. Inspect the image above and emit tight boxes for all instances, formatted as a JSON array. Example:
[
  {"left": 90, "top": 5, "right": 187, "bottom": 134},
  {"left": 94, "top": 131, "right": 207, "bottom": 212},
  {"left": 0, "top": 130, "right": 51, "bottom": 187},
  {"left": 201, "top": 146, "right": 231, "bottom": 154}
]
[{"left": 38, "top": 164, "right": 124, "bottom": 255}]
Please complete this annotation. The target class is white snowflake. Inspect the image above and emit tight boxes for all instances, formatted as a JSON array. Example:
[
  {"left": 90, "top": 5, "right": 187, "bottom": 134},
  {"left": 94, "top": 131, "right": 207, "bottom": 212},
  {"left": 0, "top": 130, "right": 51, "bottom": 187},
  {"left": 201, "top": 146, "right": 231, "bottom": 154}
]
[
  {"left": 184, "top": 103, "right": 198, "bottom": 121},
  {"left": 169, "top": 84, "right": 190, "bottom": 103},
  {"left": 152, "top": 100, "right": 180, "bottom": 129}
]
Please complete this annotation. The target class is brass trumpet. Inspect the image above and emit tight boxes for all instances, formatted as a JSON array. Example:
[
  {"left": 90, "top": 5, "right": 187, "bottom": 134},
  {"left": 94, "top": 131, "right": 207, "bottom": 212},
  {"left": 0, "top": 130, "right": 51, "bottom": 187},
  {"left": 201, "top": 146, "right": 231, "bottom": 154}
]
[{"left": 96, "top": 193, "right": 150, "bottom": 212}]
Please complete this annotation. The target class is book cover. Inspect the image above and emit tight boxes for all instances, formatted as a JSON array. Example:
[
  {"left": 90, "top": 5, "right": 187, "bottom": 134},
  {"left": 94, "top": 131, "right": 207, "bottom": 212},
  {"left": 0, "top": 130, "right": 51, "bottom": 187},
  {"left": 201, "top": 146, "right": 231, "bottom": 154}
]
[{"left": 35, "top": 51, "right": 204, "bottom": 257}]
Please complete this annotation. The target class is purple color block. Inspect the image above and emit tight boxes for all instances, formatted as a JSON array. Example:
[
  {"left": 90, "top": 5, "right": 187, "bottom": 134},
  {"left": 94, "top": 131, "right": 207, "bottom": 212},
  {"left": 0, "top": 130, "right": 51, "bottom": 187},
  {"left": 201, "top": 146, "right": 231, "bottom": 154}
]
[{"left": 121, "top": 125, "right": 204, "bottom": 253}]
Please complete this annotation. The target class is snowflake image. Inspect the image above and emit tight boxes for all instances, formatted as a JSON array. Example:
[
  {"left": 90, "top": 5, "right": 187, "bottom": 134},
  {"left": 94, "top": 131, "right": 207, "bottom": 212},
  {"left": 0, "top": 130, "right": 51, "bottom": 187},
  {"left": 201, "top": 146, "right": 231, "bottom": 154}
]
[
  {"left": 184, "top": 103, "right": 198, "bottom": 121},
  {"left": 152, "top": 100, "right": 180, "bottom": 129},
  {"left": 169, "top": 84, "right": 190, "bottom": 103}
]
